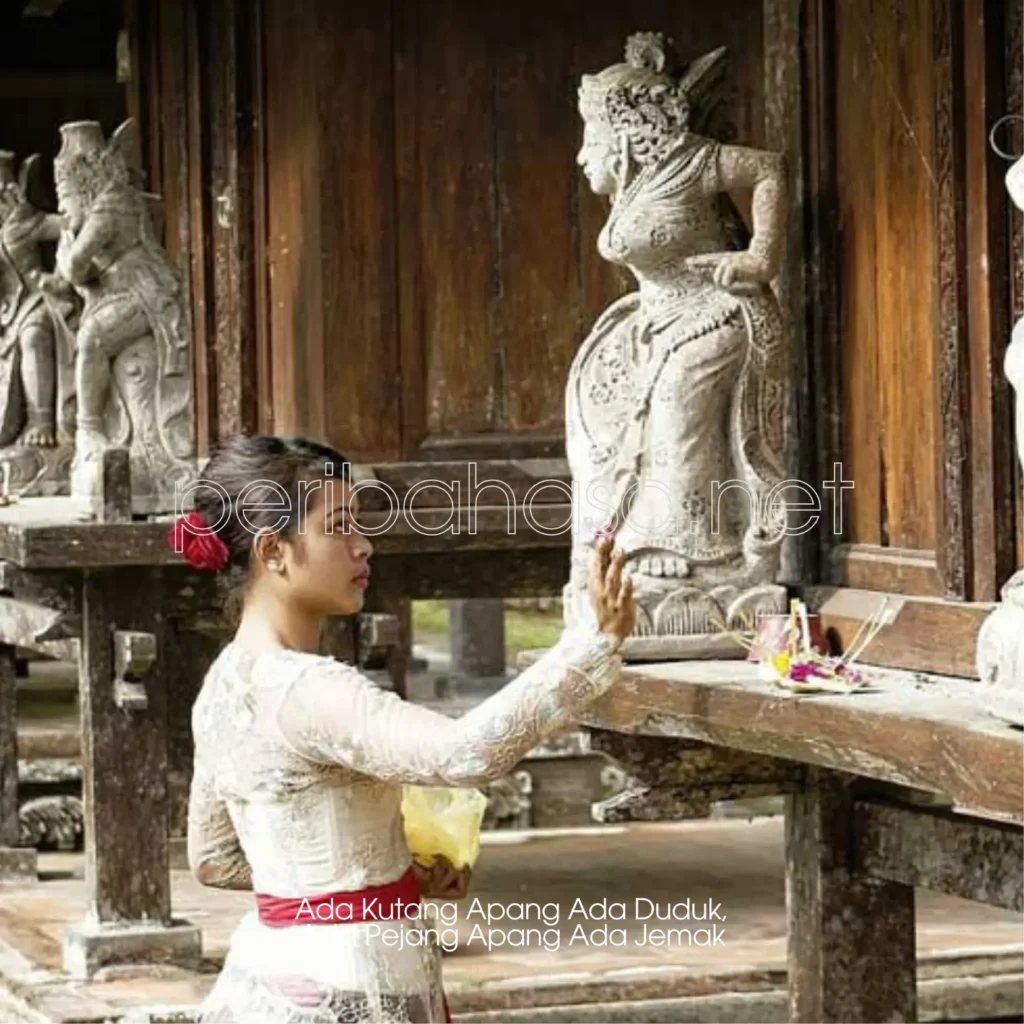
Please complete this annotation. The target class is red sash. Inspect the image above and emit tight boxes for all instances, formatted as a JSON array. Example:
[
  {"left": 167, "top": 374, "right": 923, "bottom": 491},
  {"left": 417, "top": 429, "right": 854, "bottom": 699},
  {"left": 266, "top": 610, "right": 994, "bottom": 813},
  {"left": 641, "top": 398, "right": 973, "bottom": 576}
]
[
  {"left": 254, "top": 866, "right": 452, "bottom": 1022},
  {"left": 255, "top": 865, "right": 423, "bottom": 928}
]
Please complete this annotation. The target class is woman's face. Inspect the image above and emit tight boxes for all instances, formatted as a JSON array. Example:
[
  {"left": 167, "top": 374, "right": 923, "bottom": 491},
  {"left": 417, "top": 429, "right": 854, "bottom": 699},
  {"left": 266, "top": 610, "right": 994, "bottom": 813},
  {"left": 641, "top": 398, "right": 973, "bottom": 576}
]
[
  {"left": 577, "top": 120, "right": 619, "bottom": 196},
  {"left": 277, "top": 479, "right": 374, "bottom": 617}
]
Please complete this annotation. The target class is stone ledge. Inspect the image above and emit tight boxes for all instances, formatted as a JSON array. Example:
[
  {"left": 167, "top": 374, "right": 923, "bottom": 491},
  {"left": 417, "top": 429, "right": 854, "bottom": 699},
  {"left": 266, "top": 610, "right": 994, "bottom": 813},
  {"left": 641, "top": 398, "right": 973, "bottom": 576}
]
[
  {"left": 62, "top": 919, "right": 202, "bottom": 982},
  {"left": 28, "top": 955, "right": 1023, "bottom": 1024}
]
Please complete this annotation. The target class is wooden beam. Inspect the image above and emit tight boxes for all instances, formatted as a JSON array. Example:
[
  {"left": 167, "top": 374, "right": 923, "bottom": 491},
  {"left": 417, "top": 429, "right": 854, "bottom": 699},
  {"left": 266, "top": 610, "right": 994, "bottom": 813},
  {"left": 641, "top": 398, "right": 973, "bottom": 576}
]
[
  {"left": 367, "top": 548, "right": 568, "bottom": 602},
  {"left": 205, "top": 0, "right": 261, "bottom": 438},
  {"left": 963, "top": 0, "right": 1016, "bottom": 601},
  {"left": 855, "top": 799, "right": 1023, "bottom": 911},
  {"left": 561, "top": 658, "right": 1024, "bottom": 822},
  {"left": 932, "top": 0, "right": 973, "bottom": 599},
  {"left": 787, "top": 768, "right": 916, "bottom": 1022},
  {"left": 803, "top": 585, "right": 991, "bottom": 678},
  {"left": 0, "top": 597, "right": 78, "bottom": 659},
  {"left": 588, "top": 729, "right": 804, "bottom": 823},
  {"left": 804, "top": 0, "right": 842, "bottom": 581},
  {"left": 830, "top": 545, "right": 944, "bottom": 598},
  {"left": 763, "top": 0, "right": 812, "bottom": 582}
]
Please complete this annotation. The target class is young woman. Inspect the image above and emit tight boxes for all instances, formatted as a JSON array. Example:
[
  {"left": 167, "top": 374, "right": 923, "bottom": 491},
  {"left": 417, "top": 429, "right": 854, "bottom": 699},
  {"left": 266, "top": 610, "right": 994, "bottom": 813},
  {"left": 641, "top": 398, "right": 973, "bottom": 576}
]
[{"left": 180, "top": 435, "right": 635, "bottom": 1023}]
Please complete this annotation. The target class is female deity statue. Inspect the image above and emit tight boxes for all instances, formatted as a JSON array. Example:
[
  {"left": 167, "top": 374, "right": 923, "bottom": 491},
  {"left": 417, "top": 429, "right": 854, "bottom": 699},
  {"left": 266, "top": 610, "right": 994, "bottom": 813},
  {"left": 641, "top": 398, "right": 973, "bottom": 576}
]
[
  {"left": 563, "top": 33, "right": 791, "bottom": 657},
  {"left": 43, "top": 119, "right": 195, "bottom": 513}
]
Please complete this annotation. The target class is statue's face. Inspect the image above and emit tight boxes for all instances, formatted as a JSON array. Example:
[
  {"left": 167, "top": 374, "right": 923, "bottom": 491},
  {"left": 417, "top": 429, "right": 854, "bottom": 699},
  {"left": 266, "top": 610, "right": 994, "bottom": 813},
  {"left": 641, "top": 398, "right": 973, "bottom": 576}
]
[
  {"left": 577, "top": 120, "right": 619, "bottom": 196},
  {"left": 56, "top": 175, "right": 83, "bottom": 230}
]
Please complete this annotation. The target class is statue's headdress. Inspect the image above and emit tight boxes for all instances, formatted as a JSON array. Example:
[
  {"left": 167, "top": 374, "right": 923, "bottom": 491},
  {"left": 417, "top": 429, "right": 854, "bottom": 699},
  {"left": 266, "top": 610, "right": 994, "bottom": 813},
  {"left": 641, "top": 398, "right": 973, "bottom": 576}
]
[
  {"left": 54, "top": 119, "right": 137, "bottom": 210},
  {"left": 579, "top": 33, "right": 728, "bottom": 164}
]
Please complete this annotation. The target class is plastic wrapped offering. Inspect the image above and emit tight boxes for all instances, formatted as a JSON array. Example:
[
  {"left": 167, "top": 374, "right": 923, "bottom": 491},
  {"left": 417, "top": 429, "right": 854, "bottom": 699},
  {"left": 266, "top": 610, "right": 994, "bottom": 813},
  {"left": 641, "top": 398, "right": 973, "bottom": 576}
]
[{"left": 401, "top": 785, "right": 488, "bottom": 869}]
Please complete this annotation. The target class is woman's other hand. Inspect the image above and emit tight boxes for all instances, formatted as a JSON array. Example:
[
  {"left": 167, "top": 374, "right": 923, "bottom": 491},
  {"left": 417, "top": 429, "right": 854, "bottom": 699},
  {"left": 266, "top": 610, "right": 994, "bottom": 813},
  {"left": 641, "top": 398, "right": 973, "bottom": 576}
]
[
  {"left": 412, "top": 854, "right": 472, "bottom": 900},
  {"left": 588, "top": 535, "right": 635, "bottom": 648}
]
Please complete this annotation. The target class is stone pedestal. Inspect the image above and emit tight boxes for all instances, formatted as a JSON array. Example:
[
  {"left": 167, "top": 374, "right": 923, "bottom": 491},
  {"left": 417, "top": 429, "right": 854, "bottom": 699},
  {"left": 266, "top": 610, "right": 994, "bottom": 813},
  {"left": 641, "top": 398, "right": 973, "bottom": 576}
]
[
  {"left": 0, "top": 443, "right": 74, "bottom": 497},
  {"left": 63, "top": 918, "right": 202, "bottom": 980},
  {"left": 449, "top": 599, "right": 506, "bottom": 679}
]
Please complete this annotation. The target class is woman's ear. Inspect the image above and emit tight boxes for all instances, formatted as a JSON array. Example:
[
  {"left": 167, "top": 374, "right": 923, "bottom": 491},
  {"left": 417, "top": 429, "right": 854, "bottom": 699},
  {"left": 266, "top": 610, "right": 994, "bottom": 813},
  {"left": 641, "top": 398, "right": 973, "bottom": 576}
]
[{"left": 253, "top": 528, "right": 287, "bottom": 576}]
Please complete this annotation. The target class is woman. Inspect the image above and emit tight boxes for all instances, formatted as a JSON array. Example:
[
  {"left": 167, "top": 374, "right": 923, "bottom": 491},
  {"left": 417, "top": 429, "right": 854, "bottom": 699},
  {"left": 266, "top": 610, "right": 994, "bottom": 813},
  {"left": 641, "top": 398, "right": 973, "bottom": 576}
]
[{"left": 181, "top": 435, "right": 635, "bottom": 1023}]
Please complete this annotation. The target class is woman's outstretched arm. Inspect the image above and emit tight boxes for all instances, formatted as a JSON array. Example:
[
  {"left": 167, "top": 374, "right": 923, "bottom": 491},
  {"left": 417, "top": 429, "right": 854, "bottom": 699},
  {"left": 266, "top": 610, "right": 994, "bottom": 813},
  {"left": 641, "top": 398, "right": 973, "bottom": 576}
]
[
  {"left": 276, "top": 625, "right": 622, "bottom": 786},
  {"left": 276, "top": 540, "right": 632, "bottom": 786}
]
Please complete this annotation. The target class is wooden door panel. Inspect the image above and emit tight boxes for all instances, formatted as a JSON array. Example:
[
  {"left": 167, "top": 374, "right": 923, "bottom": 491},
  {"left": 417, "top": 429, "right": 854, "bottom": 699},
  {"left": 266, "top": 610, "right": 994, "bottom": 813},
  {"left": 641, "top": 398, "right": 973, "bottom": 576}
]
[
  {"left": 835, "top": 0, "right": 939, "bottom": 555},
  {"left": 264, "top": 0, "right": 401, "bottom": 462},
  {"left": 395, "top": 0, "right": 767, "bottom": 458},
  {"left": 394, "top": 0, "right": 499, "bottom": 450}
]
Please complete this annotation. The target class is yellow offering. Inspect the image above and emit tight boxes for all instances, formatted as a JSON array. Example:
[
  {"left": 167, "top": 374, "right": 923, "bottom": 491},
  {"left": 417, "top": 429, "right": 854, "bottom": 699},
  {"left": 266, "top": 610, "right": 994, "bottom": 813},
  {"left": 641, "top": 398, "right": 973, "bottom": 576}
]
[{"left": 400, "top": 785, "right": 488, "bottom": 869}]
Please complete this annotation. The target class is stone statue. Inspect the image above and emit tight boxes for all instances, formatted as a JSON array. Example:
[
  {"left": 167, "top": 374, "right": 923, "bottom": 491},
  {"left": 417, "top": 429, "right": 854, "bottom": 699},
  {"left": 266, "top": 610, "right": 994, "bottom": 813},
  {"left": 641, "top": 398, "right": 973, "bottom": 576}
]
[
  {"left": 44, "top": 119, "right": 195, "bottom": 513},
  {"left": 563, "top": 33, "right": 790, "bottom": 658},
  {"left": 976, "top": 150, "right": 1024, "bottom": 721},
  {"left": 0, "top": 151, "right": 76, "bottom": 494}
]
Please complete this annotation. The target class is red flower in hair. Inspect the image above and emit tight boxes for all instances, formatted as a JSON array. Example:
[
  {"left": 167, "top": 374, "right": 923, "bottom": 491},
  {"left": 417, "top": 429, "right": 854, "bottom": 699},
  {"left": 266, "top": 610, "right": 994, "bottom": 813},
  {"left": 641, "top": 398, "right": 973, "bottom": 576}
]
[{"left": 168, "top": 511, "right": 230, "bottom": 571}]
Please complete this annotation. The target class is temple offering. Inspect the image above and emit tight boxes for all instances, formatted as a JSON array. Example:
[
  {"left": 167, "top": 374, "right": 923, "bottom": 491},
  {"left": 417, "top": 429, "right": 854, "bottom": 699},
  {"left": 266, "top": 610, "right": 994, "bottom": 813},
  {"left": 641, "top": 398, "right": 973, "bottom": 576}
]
[
  {"left": 401, "top": 785, "right": 488, "bottom": 870},
  {"left": 717, "top": 598, "right": 893, "bottom": 694}
]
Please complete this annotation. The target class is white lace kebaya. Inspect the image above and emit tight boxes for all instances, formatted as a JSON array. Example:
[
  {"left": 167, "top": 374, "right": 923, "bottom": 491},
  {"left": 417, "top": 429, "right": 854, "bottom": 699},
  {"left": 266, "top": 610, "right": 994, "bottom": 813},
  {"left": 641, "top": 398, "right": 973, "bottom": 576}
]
[{"left": 188, "top": 624, "right": 622, "bottom": 1023}]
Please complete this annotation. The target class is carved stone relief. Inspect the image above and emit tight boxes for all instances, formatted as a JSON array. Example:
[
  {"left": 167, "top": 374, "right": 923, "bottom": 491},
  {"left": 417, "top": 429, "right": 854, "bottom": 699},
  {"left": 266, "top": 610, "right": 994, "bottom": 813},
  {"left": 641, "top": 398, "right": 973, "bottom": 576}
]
[{"left": 0, "top": 120, "right": 196, "bottom": 513}]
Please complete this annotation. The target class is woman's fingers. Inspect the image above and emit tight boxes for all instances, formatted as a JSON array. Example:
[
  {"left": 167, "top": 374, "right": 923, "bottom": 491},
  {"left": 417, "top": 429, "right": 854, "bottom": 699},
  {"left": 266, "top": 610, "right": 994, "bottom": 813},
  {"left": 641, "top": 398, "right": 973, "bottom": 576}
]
[
  {"left": 605, "top": 550, "right": 624, "bottom": 603},
  {"left": 588, "top": 536, "right": 610, "bottom": 594}
]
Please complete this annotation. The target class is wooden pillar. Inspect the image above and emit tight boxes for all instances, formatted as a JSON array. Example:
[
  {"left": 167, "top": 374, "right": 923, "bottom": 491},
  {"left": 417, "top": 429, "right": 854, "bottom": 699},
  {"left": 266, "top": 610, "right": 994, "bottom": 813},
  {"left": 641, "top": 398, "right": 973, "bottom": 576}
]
[
  {"left": 0, "top": 642, "right": 35, "bottom": 879},
  {"left": 785, "top": 768, "right": 916, "bottom": 1022},
  {"left": 373, "top": 596, "right": 412, "bottom": 699},
  {"left": 63, "top": 453, "right": 200, "bottom": 978},
  {"left": 449, "top": 599, "right": 506, "bottom": 680}
]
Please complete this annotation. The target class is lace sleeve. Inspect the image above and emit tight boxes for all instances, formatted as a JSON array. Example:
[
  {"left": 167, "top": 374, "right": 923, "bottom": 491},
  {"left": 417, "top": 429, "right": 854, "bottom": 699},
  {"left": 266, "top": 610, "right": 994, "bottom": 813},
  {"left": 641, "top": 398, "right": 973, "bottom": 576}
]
[
  {"left": 187, "top": 759, "right": 253, "bottom": 890},
  {"left": 276, "top": 627, "right": 622, "bottom": 786}
]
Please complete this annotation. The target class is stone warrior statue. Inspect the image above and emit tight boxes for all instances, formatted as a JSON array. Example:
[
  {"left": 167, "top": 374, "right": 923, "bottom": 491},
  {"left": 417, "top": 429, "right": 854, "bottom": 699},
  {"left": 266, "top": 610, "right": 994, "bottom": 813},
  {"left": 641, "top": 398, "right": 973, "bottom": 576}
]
[
  {"left": 564, "top": 33, "right": 790, "bottom": 658},
  {"left": 976, "top": 140, "right": 1024, "bottom": 719},
  {"left": 42, "top": 119, "right": 195, "bottom": 513},
  {"left": 0, "top": 152, "right": 72, "bottom": 448}
]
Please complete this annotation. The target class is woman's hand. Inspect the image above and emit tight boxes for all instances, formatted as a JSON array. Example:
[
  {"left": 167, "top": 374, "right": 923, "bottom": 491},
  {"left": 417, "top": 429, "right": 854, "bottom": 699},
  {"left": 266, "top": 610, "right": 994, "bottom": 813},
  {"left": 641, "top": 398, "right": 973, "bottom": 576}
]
[
  {"left": 588, "top": 535, "right": 635, "bottom": 647},
  {"left": 685, "top": 250, "right": 771, "bottom": 294},
  {"left": 412, "top": 854, "right": 472, "bottom": 900}
]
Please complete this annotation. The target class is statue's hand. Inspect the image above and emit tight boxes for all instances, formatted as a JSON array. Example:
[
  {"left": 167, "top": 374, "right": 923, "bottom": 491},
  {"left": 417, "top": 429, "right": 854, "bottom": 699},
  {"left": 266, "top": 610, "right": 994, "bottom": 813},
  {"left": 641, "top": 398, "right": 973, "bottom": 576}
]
[
  {"left": 686, "top": 251, "right": 772, "bottom": 295},
  {"left": 37, "top": 272, "right": 68, "bottom": 296}
]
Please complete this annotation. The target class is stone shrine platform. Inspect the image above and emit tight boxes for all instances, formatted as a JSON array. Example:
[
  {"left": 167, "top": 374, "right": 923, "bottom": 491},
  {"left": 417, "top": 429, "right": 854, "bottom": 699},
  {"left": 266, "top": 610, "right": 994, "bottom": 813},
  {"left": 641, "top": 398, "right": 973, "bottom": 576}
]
[{"left": 0, "top": 818, "right": 1020, "bottom": 1022}]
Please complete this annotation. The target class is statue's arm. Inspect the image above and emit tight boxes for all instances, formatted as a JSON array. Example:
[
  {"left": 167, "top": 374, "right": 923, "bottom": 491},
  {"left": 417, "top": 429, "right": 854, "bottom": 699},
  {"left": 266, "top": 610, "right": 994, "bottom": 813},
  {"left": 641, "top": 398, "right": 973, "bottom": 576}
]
[
  {"left": 35, "top": 213, "right": 66, "bottom": 243},
  {"left": 56, "top": 216, "right": 113, "bottom": 285},
  {"left": 713, "top": 145, "right": 787, "bottom": 278}
]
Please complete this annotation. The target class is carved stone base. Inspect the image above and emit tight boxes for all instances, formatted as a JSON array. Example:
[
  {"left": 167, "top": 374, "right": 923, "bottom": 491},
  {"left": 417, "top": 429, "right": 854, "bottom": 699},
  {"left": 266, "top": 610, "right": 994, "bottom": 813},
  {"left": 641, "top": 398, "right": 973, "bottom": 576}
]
[
  {"left": 70, "top": 444, "right": 197, "bottom": 516},
  {"left": 0, "top": 443, "right": 73, "bottom": 497},
  {"left": 565, "top": 578, "right": 788, "bottom": 660},
  {"left": 0, "top": 845, "right": 37, "bottom": 880},
  {"left": 977, "top": 573, "right": 1024, "bottom": 728},
  {"left": 62, "top": 918, "right": 202, "bottom": 980}
]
